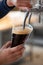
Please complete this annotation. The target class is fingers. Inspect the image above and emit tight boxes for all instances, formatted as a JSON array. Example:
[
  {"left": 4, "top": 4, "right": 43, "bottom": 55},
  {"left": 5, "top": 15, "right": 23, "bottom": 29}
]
[
  {"left": 10, "top": 44, "right": 24, "bottom": 53},
  {"left": 18, "top": 7, "right": 29, "bottom": 11},
  {"left": 11, "top": 47, "right": 24, "bottom": 56},
  {"left": 9, "top": 48, "right": 24, "bottom": 63},
  {"left": 2, "top": 41, "right": 12, "bottom": 49},
  {"left": 8, "top": 54, "right": 22, "bottom": 64},
  {"left": 17, "top": 0, "right": 32, "bottom": 8},
  {"left": 11, "top": 54, "right": 22, "bottom": 63}
]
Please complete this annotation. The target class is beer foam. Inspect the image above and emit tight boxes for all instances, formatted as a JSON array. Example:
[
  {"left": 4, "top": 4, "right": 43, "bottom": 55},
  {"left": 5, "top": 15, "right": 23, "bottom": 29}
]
[{"left": 12, "top": 26, "right": 33, "bottom": 34}]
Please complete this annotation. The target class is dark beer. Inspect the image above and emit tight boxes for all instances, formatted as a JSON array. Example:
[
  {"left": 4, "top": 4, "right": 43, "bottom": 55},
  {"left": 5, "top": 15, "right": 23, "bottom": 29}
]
[{"left": 11, "top": 25, "right": 33, "bottom": 47}]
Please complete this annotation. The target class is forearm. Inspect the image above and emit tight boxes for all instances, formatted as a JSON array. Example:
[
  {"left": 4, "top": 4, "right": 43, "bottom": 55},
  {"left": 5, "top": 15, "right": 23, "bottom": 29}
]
[{"left": 0, "top": 0, "right": 15, "bottom": 18}]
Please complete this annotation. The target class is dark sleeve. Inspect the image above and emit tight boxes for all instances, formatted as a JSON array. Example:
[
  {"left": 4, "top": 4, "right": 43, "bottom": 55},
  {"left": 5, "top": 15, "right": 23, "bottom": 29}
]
[{"left": 0, "top": 0, "right": 15, "bottom": 18}]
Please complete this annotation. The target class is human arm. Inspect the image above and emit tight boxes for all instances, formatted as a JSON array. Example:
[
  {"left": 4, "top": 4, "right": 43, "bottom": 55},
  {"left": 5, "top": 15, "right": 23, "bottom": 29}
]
[
  {"left": 0, "top": 0, "right": 32, "bottom": 18},
  {"left": 0, "top": 0, "right": 15, "bottom": 18}
]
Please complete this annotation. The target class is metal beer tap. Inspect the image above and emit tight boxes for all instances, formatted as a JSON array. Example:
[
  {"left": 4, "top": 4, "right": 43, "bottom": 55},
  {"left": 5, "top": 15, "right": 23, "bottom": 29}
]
[
  {"left": 31, "top": 0, "right": 43, "bottom": 23},
  {"left": 24, "top": 0, "right": 43, "bottom": 26},
  {"left": 29, "top": 0, "right": 43, "bottom": 12}
]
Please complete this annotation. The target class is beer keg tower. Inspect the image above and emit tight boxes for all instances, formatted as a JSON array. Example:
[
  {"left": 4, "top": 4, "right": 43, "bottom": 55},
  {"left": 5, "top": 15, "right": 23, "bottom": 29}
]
[
  {"left": 23, "top": 0, "right": 43, "bottom": 61},
  {"left": 24, "top": 0, "right": 43, "bottom": 26}
]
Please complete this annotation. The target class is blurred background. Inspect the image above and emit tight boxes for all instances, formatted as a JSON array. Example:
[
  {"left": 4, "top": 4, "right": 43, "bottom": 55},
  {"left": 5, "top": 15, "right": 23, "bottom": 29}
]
[{"left": 0, "top": 0, "right": 43, "bottom": 65}]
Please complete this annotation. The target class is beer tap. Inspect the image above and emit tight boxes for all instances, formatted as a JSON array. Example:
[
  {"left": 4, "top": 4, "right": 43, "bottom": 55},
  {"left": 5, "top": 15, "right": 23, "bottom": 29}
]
[
  {"left": 29, "top": 0, "right": 43, "bottom": 12},
  {"left": 24, "top": 0, "right": 43, "bottom": 27},
  {"left": 39, "top": 0, "right": 41, "bottom": 23},
  {"left": 30, "top": 0, "right": 42, "bottom": 23}
]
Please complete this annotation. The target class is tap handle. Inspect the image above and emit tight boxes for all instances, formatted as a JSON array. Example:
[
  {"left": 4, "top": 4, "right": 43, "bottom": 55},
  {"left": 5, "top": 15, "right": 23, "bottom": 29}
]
[
  {"left": 23, "top": 11, "right": 29, "bottom": 29},
  {"left": 29, "top": 13, "right": 32, "bottom": 24},
  {"left": 39, "top": 0, "right": 41, "bottom": 5}
]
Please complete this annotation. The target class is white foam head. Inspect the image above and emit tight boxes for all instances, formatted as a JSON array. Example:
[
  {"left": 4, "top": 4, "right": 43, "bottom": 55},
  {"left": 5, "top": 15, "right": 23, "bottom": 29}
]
[{"left": 12, "top": 24, "right": 33, "bottom": 35}]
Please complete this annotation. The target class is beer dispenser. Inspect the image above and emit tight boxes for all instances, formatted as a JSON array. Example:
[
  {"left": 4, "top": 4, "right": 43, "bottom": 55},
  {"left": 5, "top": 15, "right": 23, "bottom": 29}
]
[
  {"left": 24, "top": 0, "right": 43, "bottom": 26},
  {"left": 23, "top": 0, "right": 43, "bottom": 61}
]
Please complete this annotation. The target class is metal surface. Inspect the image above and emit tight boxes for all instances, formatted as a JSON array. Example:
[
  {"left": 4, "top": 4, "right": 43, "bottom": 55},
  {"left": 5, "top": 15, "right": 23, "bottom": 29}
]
[
  {"left": 28, "top": 0, "right": 43, "bottom": 12},
  {"left": 23, "top": 0, "right": 43, "bottom": 29}
]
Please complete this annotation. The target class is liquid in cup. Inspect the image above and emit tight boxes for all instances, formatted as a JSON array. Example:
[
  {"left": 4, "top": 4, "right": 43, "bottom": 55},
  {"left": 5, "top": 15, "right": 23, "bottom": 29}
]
[{"left": 11, "top": 25, "right": 33, "bottom": 47}]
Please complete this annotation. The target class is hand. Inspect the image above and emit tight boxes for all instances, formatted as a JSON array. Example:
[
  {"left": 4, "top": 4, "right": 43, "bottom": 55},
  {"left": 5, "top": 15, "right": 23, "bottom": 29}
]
[
  {"left": 7, "top": 0, "right": 32, "bottom": 10},
  {"left": 0, "top": 41, "right": 24, "bottom": 65},
  {"left": 16, "top": 0, "right": 32, "bottom": 10}
]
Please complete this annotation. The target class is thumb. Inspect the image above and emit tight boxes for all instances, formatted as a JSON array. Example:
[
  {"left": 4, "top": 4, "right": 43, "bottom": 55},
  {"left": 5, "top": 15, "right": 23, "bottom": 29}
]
[{"left": 1, "top": 41, "right": 12, "bottom": 49}]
